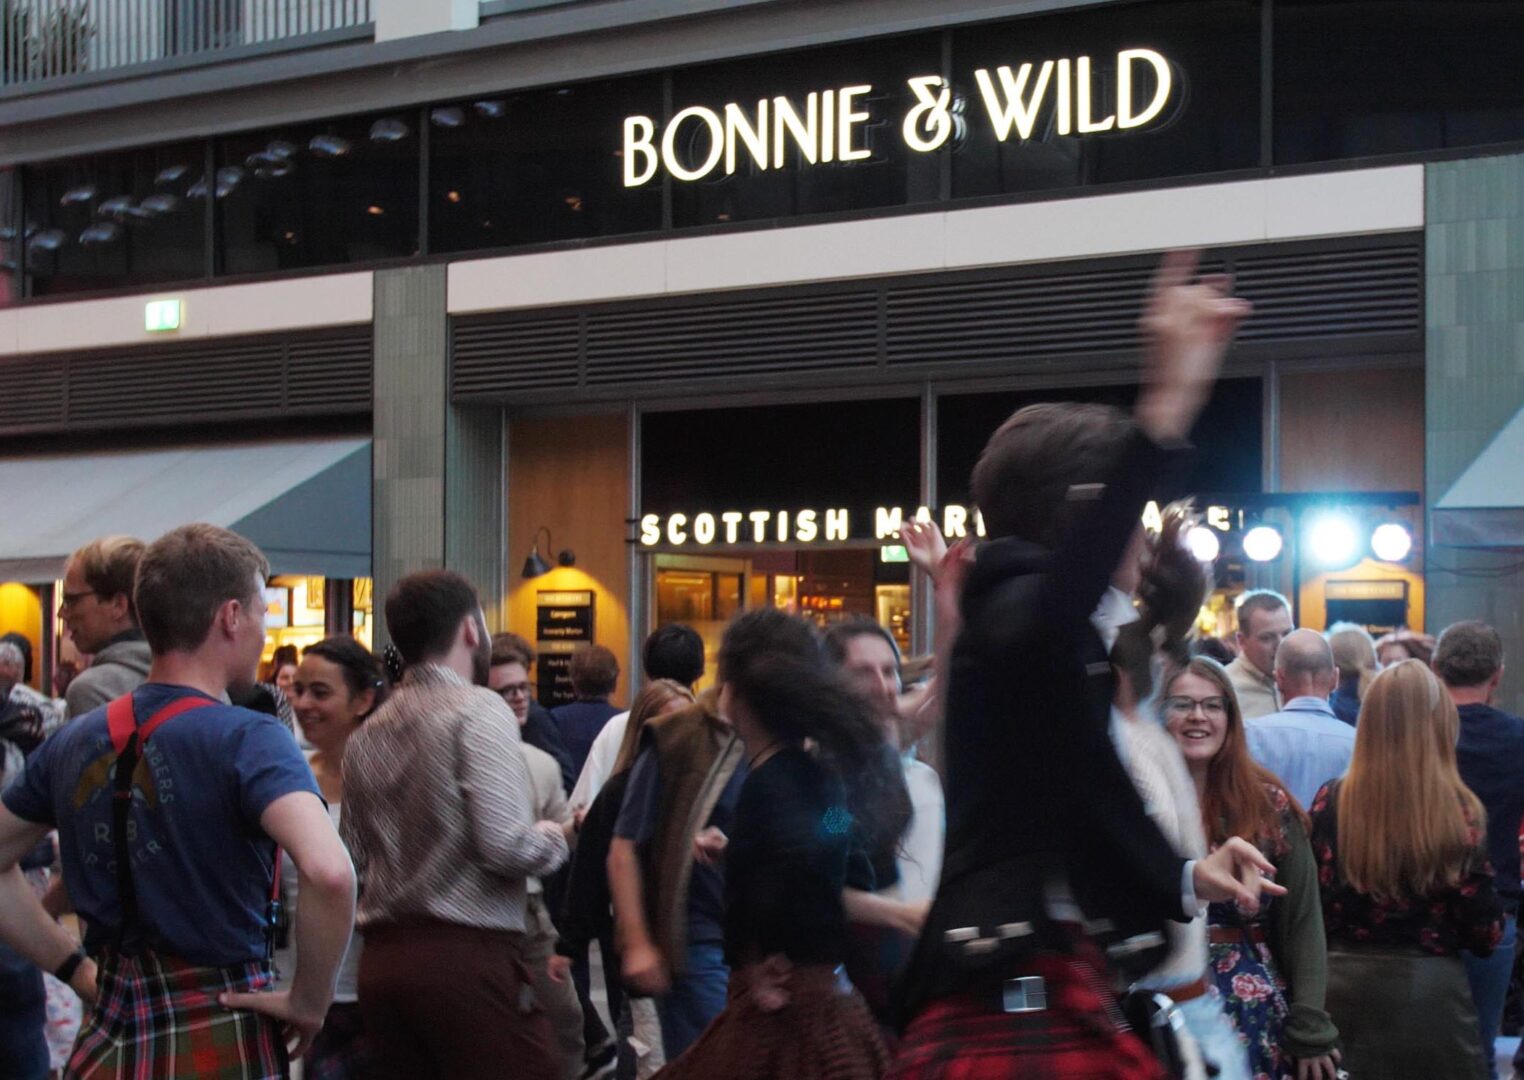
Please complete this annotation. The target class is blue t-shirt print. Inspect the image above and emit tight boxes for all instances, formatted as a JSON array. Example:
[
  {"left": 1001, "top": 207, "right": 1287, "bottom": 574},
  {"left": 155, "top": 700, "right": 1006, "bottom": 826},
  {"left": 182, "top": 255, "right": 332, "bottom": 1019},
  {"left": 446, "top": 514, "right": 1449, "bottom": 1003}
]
[{"left": 2, "top": 683, "right": 320, "bottom": 967}]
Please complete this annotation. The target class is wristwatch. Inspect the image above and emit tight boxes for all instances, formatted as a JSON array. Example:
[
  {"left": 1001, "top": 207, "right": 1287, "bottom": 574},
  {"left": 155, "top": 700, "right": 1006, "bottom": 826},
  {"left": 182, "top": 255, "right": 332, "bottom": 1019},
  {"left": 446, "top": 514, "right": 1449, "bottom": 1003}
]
[{"left": 53, "top": 944, "right": 87, "bottom": 984}]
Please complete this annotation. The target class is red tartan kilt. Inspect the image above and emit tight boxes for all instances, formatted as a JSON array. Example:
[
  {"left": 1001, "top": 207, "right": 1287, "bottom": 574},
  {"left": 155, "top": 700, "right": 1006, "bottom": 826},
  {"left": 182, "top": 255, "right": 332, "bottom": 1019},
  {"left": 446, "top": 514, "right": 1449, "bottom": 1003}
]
[{"left": 886, "top": 951, "right": 1166, "bottom": 1080}]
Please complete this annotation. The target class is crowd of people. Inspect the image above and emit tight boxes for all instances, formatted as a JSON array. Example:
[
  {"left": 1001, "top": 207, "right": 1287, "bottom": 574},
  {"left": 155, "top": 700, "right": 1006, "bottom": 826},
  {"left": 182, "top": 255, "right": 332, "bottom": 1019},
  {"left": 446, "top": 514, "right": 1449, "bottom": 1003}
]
[{"left": 0, "top": 253, "right": 1520, "bottom": 1080}]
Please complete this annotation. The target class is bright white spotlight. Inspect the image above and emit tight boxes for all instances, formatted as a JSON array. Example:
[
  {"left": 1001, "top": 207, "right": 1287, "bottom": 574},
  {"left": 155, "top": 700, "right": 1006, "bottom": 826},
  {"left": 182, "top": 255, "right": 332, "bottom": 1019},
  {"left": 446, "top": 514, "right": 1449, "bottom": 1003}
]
[
  {"left": 1309, "top": 515, "right": 1359, "bottom": 567},
  {"left": 1371, "top": 522, "right": 1413, "bottom": 562},
  {"left": 1186, "top": 525, "right": 1221, "bottom": 563},
  {"left": 1242, "top": 525, "right": 1284, "bottom": 562}
]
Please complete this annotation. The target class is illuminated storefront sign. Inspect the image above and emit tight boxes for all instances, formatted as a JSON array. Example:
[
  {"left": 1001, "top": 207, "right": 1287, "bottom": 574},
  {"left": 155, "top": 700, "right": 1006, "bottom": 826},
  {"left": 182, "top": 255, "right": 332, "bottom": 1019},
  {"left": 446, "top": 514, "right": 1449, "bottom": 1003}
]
[
  {"left": 623, "top": 48, "right": 1176, "bottom": 187},
  {"left": 638, "top": 498, "right": 1233, "bottom": 548}
]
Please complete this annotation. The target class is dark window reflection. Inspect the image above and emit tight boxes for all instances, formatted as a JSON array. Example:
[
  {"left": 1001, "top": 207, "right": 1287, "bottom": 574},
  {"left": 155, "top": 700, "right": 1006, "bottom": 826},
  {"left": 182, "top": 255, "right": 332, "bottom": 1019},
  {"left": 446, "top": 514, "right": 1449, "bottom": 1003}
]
[
  {"left": 1274, "top": 1, "right": 1524, "bottom": 165},
  {"left": 429, "top": 78, "right": 664, "bottom": 253},
  {"left": 668, "top": 37, "right": 943, "bottom": 227},
  {"left": 642, "top": 398, "right": 922, "bottom": 523},
  {"left": 951, "top": 1, "right": 1261, "bottom": 199},
  {"left": 0, "top": 171, "right": 17, "bottom": 306},
  {"left": 216, "top": 113, "right": 421, "bottom": 274},
  {"left": 936, "top": 378, "right": 1263, "bottom": 505},
  {"left": 23, "top": 144, "right": 206, "bottom": 297}
]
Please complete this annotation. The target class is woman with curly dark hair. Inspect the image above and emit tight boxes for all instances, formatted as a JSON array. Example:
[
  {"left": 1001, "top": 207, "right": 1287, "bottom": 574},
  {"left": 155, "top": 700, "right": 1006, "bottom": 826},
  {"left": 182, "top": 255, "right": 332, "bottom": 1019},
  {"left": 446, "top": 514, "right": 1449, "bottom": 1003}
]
[{"left": 655, "top": 607, "right": 905, "bottom": 1080}]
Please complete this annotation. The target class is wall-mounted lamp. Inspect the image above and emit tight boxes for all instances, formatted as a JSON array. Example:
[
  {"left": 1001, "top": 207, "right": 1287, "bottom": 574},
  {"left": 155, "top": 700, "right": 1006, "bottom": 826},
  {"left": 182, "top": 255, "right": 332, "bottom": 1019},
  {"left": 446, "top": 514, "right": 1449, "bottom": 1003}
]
[{"left": 521, "top": 526, "right": 576, "bottom": 579}]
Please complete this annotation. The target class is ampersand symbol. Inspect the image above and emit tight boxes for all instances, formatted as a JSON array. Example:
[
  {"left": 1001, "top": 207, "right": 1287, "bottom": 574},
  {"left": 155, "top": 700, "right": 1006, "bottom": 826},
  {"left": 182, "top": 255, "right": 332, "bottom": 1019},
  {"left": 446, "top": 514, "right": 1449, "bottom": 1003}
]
[{"left": 903, "top": 75, "right": 954, "bottom": 153}]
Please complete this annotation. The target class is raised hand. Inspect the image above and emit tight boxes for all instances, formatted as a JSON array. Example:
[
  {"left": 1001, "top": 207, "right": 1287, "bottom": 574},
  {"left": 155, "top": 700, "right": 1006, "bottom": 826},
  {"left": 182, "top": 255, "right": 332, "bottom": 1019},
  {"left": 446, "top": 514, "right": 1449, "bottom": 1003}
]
[
  {"left": 1136, "top": 250, "right": 1252, "bottom": 443},
  {"left": 899, "top": 519, "right": 949, "bottom": 581}
]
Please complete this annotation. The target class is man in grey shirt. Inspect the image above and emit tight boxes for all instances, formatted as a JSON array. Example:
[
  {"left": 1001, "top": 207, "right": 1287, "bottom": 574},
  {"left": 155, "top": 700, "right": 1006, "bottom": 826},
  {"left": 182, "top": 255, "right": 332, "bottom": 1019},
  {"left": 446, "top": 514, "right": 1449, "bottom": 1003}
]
[{"left": 59, "top": 536, "right": 151, "bottom": 719}]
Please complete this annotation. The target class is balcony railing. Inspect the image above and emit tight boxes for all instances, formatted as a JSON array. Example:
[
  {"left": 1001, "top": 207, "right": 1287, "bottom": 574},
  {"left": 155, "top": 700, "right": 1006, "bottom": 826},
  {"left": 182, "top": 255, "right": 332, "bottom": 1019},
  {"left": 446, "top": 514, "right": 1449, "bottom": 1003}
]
[{"left": 1, "top": 0, "right": 373, "bottom": 91}]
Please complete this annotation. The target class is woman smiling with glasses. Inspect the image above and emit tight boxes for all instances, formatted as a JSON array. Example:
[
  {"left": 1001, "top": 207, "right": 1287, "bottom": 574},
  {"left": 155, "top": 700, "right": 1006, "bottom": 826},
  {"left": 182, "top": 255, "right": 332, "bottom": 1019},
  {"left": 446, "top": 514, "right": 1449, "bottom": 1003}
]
[{"left": 1163, "top": 658, "right": 1341, "bottom": 1080}]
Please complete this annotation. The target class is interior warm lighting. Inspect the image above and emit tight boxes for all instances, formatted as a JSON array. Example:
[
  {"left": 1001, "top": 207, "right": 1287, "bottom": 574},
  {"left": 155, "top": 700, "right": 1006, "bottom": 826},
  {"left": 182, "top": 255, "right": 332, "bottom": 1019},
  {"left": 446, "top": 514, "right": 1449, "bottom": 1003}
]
[
  {"left": 1242, "top": 525, "right": 1283, "bottom": 563},
  {"left": 366, "top": 205, "right": 385, "bottom": 216},
  {"left": 1370, "top": 522, "right": 1413, "bottom": 562},
  {"left": 1185, "top": 525, "right": 1220, "bottom": 563},
  {"left": 446, "top": 190, "right": 462, "bottom": 203},
  {"left": 1308, "top": 514, "right": 1359, "bottom": 568}
]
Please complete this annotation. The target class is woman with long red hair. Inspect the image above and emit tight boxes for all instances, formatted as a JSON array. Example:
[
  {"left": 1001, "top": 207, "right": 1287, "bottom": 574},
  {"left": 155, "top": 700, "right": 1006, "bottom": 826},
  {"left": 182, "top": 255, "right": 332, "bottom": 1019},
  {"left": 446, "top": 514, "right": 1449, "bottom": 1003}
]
[
  {"left": 1309, "top": 658, "right": 1502, "bottom": 1079},
  {"left": 1163, "top": 658, "right": 1340, "bottom": 1080}
]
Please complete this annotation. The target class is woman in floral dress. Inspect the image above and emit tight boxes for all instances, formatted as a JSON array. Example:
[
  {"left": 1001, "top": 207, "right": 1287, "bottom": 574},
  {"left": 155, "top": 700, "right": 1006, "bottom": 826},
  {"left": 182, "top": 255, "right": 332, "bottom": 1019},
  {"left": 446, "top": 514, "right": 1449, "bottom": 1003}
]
[
  {"left": 1163, "top": 658, "right": 1341, "bottom": 1080},
  {"left": 1310, "top": 659, "right": 1502, "bottom": 1080}
]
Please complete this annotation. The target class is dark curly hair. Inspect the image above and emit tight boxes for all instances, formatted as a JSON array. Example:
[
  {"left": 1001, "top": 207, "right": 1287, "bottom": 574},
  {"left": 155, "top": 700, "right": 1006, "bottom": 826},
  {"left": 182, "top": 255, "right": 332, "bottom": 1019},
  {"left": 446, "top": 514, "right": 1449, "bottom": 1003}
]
[
  {"left": 718, "top": 608, "right": 911, "bottom": 860},
  {"left": 1111, "top": 504, "right": 1210, "bottom": 702}
]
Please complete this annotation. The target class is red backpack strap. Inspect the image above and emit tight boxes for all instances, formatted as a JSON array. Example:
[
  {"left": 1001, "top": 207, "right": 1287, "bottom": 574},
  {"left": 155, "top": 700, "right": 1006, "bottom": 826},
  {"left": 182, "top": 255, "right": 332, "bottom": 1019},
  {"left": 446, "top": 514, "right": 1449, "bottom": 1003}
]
[
  {"left": 106, "top": 695, "right": 137, "bottom": 755},
  {"left": 107, "top": 693, "right": 216, "bottom": 754}
]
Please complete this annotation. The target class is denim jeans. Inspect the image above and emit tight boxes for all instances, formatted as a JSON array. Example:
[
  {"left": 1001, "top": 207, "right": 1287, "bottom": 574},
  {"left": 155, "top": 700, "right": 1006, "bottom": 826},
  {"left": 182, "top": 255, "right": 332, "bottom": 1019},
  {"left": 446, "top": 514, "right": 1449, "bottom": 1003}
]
[
  {"left": 0, "top": 951, "right": 49, "bottom": 1080},
  {"left": 655, "top": 942, "right": 728, "bottom": 1061},
  {"left": 1464, "top": 911, "right": 1516, "bottom": 1080}
]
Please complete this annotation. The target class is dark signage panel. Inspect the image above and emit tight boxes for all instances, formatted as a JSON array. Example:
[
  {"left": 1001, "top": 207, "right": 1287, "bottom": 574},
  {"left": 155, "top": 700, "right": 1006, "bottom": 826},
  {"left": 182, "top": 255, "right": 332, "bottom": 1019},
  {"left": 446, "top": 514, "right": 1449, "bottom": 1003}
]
[{"left": 536, "top": 590, "right": 595, "bottom": 708}]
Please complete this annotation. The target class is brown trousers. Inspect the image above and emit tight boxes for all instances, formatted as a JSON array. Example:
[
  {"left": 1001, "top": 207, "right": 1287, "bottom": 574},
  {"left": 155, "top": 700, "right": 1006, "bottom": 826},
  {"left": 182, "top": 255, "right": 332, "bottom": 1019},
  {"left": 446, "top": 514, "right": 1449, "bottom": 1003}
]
[{"left": 359, "top": 919, "right": 558, "bottom": 1080}]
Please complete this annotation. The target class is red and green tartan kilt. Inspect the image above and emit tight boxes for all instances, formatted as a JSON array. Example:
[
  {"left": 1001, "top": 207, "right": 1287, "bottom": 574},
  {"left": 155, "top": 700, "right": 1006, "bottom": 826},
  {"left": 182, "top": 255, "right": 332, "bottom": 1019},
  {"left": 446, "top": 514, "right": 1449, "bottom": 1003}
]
[
  {"left": 885, "top": 950, "right": 1166, "bottom": 1080},
  {"left": 65, "top": 949, "right": 288, "bottom": 1080}
]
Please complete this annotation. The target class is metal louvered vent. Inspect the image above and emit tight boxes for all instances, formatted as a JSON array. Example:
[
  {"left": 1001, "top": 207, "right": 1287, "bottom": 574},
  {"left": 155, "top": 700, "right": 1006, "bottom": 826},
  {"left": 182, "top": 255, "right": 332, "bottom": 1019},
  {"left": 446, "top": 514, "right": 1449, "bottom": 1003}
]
[
  {"left": 0, "top": 325, "right": 370, "bottom": 436},
  {"left": 584, "top": 291, "right": 879, "bottom": 387},
  {"left": 70, "top": 339, "right": 284, "bottom": 422},
  {"left": 450, "top": 234, "right": 1420, "bottom": 406},
  {"left": 288, "top": 332, "right": 374, "bottom": 408},
  {"left": 1233, "top": 246, "right": 1422, "bottom": 342},
  {"left": 453, "top": 314, "right": 581, "bottom": 394},
  {"left": 885, "top": 264, "right": 1154, "bottom": 370},
  {"left": 0, "top": 357, "right": 65, "bottom": 430}
]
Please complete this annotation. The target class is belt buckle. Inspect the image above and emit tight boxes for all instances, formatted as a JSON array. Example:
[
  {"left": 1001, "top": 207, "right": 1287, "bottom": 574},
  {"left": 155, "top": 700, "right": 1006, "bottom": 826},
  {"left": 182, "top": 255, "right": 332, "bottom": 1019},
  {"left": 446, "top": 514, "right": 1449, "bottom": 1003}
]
[{"left": 1001, "top": 975, "right": 1047, "bottom": 1014}]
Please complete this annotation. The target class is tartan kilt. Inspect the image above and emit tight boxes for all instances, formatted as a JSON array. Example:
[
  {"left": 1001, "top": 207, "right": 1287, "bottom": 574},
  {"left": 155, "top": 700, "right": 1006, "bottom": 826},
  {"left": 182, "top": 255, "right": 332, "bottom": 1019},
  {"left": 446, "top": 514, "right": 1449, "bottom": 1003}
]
[
  {"left": 656, "top": 961, "right": 890, "bottom": 1080},
  {"left": 65, "top": 949, "right": 288, "bottom": 1080},
  {"left": 885, "top": 950, "right": 1166, "bottom": 1080}
]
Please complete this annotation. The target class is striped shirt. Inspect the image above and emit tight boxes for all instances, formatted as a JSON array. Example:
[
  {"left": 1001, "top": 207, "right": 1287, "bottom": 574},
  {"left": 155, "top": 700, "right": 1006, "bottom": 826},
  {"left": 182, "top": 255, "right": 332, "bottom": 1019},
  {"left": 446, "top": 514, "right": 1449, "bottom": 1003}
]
[{"left": 341, "top": 663, "right": 568, "bottom": 933}]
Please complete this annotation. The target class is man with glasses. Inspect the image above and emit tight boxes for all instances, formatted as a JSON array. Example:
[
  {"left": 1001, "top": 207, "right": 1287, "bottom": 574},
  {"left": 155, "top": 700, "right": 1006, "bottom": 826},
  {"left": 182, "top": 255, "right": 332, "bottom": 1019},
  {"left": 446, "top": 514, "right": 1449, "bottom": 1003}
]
[
  {"left": 59, "top": 536, "right": 150, "bottom": 720},
  {"left": 490, "top": 633, "right": 576, "bottom": 794},
  {"left": 1244, "top": 628, "right": 1354, "bottom": 808}
]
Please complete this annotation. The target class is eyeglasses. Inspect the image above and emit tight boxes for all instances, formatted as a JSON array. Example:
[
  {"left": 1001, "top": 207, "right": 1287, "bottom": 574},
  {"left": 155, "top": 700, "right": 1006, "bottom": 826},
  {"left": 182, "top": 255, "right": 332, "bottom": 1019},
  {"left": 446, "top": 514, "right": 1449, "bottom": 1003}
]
[
  {"left": 496, "top": 682, "right": 535, "bottom": 700},
  {"left": 59, "top": 590, "right": 98, "bottom": 610},
  {"left": 1163, "top": 695, "right": 1229, "bottom": 718}
]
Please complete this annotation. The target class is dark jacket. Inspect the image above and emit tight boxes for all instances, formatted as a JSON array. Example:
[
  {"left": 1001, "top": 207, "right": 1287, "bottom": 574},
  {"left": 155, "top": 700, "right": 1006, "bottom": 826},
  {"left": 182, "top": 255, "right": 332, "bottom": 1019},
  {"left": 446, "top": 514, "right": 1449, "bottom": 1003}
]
[
  {"left": 524, "top": 701, "right": 577, "bottom": 794},
  {"left": 898, "top": 429, "right": 1192, "bottom": 1021},
  {"left": 639, "top": 695, "right": 743, "bottom": 977},
  {"left": 556, "top": 768, "right": 631, "bottom": 958}
]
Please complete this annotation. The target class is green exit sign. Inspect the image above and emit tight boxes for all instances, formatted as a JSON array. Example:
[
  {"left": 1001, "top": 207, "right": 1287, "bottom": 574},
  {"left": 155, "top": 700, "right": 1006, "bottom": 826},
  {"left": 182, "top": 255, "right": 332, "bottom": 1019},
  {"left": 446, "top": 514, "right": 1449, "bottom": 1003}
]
[{"left": 145, "top": 299, "right": 182, "bottom": 332}]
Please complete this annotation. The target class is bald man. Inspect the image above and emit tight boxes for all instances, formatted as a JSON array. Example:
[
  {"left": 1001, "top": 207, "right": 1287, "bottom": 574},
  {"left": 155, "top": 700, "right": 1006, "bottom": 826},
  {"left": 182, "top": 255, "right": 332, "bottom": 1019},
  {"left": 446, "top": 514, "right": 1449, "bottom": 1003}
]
[{"left": 1244, "top": 629, "right": 1356, "bottom": 808}]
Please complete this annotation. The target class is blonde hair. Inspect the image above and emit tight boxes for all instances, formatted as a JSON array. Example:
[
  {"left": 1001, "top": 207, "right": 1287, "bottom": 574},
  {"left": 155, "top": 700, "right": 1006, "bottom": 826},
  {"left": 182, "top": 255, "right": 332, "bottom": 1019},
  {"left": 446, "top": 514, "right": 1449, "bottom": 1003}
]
[
  {"left": 611, "top": 678, "right": 695, "bottom": 776},
  {"left": 1337, "top": 659, "right": 1485, "bottom": 899},
  {"left": 1326, "top": 622, "right": 1378, "bottom": 700},
  {"left": 68, "top": 535, "right": 147, "bottom": 618}
]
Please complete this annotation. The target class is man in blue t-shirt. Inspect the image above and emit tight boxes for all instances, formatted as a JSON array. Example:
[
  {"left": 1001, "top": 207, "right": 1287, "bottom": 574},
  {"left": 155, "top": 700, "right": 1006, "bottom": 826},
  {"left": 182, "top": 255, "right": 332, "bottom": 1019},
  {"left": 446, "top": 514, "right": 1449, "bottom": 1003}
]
[
  {"left": 1436, "top": 620, "right": 1524, "bottom": 1080},
  {"left": 0, "top": 523, "right": 355, "bottom": 1079}
]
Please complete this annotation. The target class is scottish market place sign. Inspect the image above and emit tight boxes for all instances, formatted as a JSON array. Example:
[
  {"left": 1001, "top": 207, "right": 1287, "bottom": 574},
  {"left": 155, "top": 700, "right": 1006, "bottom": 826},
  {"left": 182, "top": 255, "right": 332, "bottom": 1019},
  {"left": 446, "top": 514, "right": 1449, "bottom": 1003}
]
[{"left": 622, "top": 48, "right": 1178, "bottom": 187}]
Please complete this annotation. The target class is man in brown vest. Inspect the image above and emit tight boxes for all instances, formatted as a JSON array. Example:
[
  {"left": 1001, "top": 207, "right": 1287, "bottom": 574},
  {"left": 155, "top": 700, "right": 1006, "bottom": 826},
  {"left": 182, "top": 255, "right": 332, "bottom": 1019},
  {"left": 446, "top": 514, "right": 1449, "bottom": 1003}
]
[{"left": 607, "top": 688, "right": 745, "bottom": 1061}]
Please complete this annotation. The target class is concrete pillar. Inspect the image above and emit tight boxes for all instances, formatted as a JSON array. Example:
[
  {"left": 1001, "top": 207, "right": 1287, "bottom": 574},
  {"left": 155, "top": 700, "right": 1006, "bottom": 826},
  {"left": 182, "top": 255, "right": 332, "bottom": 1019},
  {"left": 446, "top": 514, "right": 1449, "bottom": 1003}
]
[
  {"left": 374, "top": 0, "right": 479, "bottom": 43},
  {"left": 1425, "top": 152, "right": 1524, "bottom": 714},
  {"left": 372, "top": 265, "right": 505, "bottom": 648}
]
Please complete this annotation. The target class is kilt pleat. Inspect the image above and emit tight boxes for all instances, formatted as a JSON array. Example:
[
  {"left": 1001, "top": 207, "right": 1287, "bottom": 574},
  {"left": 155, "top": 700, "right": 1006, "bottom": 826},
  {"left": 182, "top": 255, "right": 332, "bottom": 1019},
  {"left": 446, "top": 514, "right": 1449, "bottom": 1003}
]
[
  {"left": 885, "top": 951, "right": 1166, "bottom": 1080},
  {"left": 65, "top": 950, "right": 287, "bottom": 1080}
]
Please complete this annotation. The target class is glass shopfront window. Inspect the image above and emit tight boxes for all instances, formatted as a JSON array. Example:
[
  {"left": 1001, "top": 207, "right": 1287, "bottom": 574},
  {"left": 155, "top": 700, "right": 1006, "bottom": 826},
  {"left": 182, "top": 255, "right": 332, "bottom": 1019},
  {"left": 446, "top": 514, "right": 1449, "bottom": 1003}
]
[
  {"left": 950, "top": 0, "right": 1262, "bottom": 200},
  {"left": 216, "top": 112, "right": 421, "bottom": 275},
  {"left": 23, "top": 142, "right": 206, "bottom": 297},
  {"left": 0, "top": 170, "right": 17, "bottom": 306},
  {"left": 11, "top": 1, "right": 1524, "bottom": 297},
  {"left": 1274, "top": 0, "right": 1524, "bottom": 165},
  {"left": 667, "top": 36, "right": 943, "bottom": 228},
  {"left": 935, "top": 378, "right": 1264, "bottom": 506},
  {"left": 429, "top": 77, "right": 664, "bottom": 253}
]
